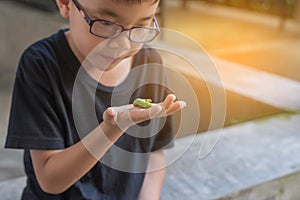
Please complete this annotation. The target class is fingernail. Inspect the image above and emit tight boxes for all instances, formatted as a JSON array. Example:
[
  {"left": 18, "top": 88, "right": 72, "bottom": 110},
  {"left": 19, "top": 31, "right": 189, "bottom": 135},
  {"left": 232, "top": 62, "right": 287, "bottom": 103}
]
[
  {"left": 169, "top": 94, "right": 176, "bottom": 101},
  {"left": 179, "top": 101, "right": 187, "bottom": 109}
]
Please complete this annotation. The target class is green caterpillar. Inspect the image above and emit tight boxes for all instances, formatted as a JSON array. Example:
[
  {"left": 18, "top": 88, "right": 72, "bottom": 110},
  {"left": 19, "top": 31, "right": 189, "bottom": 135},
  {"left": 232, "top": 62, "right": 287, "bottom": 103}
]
[{"left": 133, "top": 98, "right": 153, "bottom": 109}]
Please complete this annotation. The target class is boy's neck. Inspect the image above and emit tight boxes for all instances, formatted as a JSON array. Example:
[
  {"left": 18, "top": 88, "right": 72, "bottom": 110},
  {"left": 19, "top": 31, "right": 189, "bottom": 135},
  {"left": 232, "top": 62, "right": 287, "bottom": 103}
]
[{"left": 85, "top": 57, "right": 132, "bottom": 87}]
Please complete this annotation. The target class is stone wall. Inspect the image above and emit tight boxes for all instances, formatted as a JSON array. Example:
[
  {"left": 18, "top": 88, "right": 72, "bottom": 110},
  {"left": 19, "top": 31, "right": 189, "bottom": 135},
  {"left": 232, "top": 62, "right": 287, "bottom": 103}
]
[{"left": 0, "top": 1, "right": 67, "bottom": 71}]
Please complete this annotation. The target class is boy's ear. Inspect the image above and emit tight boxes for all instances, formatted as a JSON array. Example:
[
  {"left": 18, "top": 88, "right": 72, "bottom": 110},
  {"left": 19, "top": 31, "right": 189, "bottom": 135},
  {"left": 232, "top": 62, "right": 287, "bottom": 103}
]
[{"left": 56, "top": 0, "right": 72, "bottom": 18}]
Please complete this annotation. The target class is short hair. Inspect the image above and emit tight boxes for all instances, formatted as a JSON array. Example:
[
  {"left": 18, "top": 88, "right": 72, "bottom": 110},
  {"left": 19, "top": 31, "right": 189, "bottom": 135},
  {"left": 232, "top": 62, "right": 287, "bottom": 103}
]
[{"left": 113, "top": 0, "right": 160, "bottom": 5}]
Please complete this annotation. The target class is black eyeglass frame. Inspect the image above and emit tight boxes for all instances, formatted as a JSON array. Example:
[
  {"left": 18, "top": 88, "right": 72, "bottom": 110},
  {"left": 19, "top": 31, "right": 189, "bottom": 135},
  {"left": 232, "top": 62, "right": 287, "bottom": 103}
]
[{"left": 72, "top": 0, "right": 160, "bottom": 43}]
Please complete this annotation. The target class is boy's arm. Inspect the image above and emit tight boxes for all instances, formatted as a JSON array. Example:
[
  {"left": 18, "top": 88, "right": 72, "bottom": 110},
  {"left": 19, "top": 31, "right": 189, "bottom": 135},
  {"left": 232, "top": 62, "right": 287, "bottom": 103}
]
[
  {"left": 138, "top": 151, "right": 167, "bottom": 200},
  {"left": 31, "top": 94, "right": 185, "bottom": 195},
  {"left": 31, "top": 106, "right": 156, "bottom": 194},
  {"left": 30, "top": 121, "right": 123, "bottom": 194}
]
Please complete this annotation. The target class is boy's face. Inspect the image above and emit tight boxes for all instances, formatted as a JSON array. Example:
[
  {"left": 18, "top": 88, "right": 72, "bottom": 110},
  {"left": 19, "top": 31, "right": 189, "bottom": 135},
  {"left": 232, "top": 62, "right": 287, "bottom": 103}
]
[{"left": 64, "top": 0, "right": 159, "bottom": 71}]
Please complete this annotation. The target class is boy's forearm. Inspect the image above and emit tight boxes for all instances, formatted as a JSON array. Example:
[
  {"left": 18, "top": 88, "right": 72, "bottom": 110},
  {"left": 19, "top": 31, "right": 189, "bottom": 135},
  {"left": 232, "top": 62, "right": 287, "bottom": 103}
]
[
  {"left": 30, "top": 95, "right": 182, "bottom": 195},
  {"left": 31, "top": 122, "right": 123, "bottom": 194}
]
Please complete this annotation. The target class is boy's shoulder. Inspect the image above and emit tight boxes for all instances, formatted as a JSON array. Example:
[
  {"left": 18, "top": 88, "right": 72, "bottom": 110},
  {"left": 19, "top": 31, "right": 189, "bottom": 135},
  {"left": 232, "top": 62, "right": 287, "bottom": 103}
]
[
  {"left": 21, "top": 29, "right": 66, "bottom": 60},
  {"left": 16, "top": 29, "right": 74, "bottom": 82}
]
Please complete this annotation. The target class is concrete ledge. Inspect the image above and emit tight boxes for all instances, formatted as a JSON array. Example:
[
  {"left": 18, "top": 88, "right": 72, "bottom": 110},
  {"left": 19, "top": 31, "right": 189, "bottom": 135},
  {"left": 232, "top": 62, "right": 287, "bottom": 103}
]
[
  {"left": 1, "top": 114, "right": 299, "bottom": 199},
  {"left": 217, "top": 171, "right": 300, "bottom": 200},
  {"left": 0, "top": 176, "right": 25, "bottom": 200},
  {"left": 161, "top": 113, "right": 300, "bottom": 199}
]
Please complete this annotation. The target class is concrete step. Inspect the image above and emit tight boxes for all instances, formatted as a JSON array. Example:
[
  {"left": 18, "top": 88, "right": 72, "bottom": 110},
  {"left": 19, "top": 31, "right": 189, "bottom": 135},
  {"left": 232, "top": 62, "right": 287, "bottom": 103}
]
[
  {"left": 1, "top": 113, "right": 299, "bottom": 199},
  {"left": 161, "top": 113, "right": 300, "bottom": 200},
  {"left": 217, "top": 171, "right": 300, "bottom": 200},
  {"left": 0, "top": 176, "right": 25, "bottom": 200}
]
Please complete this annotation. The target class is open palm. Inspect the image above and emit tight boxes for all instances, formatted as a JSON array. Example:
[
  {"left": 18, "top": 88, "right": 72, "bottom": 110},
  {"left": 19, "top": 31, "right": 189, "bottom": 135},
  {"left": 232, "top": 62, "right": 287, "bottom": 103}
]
[{"left": 103, "top": 94, "right": 186, "bottom": 132}]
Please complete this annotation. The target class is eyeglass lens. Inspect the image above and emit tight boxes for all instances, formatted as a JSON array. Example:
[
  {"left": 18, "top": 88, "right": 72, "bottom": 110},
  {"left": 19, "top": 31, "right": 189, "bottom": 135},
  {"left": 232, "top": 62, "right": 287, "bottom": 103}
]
[{"left": 91, "top": 20, "right": 158, "bottom": 42}]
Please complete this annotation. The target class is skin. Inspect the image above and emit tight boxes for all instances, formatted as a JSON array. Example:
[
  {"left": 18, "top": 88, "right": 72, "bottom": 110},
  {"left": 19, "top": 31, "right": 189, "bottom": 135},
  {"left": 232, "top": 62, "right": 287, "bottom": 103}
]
[{"left": 30, "top": 0, "right": 186, "bottom": 199}]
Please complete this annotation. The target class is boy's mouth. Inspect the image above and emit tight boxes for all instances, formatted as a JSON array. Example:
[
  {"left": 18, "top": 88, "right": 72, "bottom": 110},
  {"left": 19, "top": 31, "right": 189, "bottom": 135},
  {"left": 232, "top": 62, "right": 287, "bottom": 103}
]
[
  {"left": 101, "top": 54, "right": 132, "bottom": 64},
  {"left": 101, "top": 55, "right": 116, "bottom": 63}
]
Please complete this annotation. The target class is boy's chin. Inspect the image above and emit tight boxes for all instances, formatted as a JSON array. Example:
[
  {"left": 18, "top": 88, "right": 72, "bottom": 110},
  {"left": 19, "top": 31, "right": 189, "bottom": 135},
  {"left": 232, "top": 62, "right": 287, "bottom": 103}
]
[
  {"left": 101, "top": 61, "right": 120, "bottom": 71},
  {"left": 87, "top": 49, "right": 139, "bottom": 72},
  {"left": 99, "top": 56, "right": 131, "bottom": 71}
]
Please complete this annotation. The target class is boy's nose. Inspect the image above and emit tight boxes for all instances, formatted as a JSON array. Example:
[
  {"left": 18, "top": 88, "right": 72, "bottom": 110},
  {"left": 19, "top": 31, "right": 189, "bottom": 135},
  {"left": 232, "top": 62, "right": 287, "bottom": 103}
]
[{"left": 108, "top": 31, "right": 131, "bottom": 51}]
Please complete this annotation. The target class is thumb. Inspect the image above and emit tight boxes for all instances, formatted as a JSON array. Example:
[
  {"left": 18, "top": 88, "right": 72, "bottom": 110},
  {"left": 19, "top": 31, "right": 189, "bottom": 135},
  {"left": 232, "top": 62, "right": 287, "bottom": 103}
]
[{"left": 105, "top": 107, "right": 117, "bottom": 122}]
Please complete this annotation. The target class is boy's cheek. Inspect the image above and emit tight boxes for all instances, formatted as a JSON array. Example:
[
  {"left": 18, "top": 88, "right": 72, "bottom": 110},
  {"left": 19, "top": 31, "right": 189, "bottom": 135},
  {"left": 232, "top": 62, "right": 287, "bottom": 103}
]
[
  {"left": 77, "top": 37, "right": 106, "bottom": 59},
  {"left": 74, "top": 34, "right": 144, "bottom": 62}
]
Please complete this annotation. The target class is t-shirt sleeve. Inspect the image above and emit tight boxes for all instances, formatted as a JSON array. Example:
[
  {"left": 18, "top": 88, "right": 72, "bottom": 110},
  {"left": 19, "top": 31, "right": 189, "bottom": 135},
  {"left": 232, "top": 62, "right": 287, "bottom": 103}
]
[{"left": 5, "top": 46, "right": 65, "bottom": 150}]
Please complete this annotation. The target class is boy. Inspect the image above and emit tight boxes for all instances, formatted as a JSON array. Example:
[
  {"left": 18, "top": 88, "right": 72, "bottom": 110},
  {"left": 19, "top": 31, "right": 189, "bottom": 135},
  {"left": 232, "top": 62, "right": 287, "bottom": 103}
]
[{"left": 5, "top": 0, "right": 186, "bottom": 199}]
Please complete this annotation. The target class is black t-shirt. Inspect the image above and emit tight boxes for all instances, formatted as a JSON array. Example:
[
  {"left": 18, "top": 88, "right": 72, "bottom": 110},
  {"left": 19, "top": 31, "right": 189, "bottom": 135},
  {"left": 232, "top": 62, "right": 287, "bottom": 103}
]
[{"left": 5, "top": 29, "right": 174, "bottom": 200}]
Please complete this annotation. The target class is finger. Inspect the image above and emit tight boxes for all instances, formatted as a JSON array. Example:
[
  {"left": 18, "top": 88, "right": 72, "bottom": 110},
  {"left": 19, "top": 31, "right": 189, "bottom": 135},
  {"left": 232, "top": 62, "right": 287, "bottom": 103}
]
[
  {"left": 165, "top": 101, "right": 186, "bottom": 116},
  {"left": 161, "top": 94, "right": 176, "bottom": 110}
]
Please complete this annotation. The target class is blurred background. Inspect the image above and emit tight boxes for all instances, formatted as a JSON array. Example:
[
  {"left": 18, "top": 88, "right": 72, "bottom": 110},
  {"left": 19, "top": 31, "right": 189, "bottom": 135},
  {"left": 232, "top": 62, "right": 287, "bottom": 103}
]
[
  {"left": 0, "top": 0, "right": 300, "bottom": 199},
  {"left": 159, "top": 0, "right": 300, "bottom": 134}
]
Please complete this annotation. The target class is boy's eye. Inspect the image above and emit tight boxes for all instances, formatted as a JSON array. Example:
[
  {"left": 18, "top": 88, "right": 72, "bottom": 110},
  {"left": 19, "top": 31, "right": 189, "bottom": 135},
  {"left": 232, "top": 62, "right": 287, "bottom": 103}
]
[
  {"left": 137, "top": 24, "right": 149, "bottom": 27},
  {"left": 137, "top": 21, "right": 152, "bottom": 27},
  {"left": 100, "top": 20, "right": 115, "bottom": 26}
]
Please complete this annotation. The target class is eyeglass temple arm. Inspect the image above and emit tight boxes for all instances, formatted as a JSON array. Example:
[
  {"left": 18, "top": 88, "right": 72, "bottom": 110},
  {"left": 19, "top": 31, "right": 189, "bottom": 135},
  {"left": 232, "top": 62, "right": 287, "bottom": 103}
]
[
  {"left": 72, "top": 0, "right": 92, "bottom": 24},
  {"left": 153, "top": 16, "right": 160, "bottom": 31}
]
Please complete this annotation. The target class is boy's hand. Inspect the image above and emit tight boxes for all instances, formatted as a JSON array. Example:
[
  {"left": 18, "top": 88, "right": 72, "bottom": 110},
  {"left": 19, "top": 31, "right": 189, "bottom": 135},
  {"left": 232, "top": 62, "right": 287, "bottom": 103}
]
[{"left": 102, "top": 94, "right": 186, "bottom": 132}]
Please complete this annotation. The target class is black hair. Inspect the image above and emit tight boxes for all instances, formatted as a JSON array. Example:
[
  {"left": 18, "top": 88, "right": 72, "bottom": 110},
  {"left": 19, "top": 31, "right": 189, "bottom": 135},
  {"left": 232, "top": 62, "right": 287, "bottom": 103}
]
[{"left": 113, "top": 0, "right": 159, "bottom": 5}]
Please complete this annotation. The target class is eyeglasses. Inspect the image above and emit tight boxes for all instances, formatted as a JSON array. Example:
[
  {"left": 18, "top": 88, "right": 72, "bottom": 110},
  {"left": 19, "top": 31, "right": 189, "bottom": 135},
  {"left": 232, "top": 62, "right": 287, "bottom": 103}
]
[{"left": 72, "top": 0, "right": 160, "bottom": 43}]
